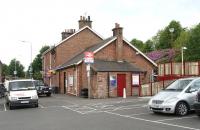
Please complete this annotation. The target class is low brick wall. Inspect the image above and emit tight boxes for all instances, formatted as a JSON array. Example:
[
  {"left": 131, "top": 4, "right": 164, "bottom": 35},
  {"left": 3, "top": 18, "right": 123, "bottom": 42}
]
[{"left": 141, "top": 80, "right": 175, "bottom": 96}]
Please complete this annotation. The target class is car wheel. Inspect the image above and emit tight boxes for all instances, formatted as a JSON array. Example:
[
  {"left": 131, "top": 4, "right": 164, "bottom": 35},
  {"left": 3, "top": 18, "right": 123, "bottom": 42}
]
[
  {"left": 175, "top": 102, "right": 189, "bottom": 116},
  {"left": 46, "top": 94, "right": 51, "bottom": 97}
]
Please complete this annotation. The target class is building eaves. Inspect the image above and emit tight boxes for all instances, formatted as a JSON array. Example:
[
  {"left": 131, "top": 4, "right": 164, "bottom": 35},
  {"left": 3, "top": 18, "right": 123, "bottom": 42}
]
[{"left": 123, "top": 38, "right": 157, "bottom": 67}]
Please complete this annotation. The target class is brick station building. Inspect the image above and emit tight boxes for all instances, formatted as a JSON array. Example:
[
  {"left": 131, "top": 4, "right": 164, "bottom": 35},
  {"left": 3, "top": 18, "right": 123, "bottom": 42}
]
[{"left": 42, "top": 16, "right": 157, "bottom": 98}]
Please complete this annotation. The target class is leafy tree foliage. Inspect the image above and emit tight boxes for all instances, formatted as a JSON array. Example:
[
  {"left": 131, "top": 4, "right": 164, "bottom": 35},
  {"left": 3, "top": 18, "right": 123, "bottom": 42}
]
[
  {"left": 185, "top": 23, "right": 200, "bottom": 61},
  {"left": 130, "top": 38, "right": 144, "bottom": 51},
  {"left": 2, "top": 63, "right": 9, "bottom": 76},
  {"left": 8, "top": 59, "right": 25, "bottom": 78},
  {"left": 143, "top": 40, "right": 155, "bottom": 53},
  {"left": 173, "top": 29, "right": 190, "bottom": 49},
  {"left": 32, "top": 46, "right": 50, "bottom": 80},
  {"left": 157, "top": 20, "right": 183, "bottom": 49}
]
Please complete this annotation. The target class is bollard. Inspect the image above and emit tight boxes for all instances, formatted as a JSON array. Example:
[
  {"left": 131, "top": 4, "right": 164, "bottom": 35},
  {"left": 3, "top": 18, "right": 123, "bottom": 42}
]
[{"left": 123, "top": 88, "right": 126, "bottom": 99}]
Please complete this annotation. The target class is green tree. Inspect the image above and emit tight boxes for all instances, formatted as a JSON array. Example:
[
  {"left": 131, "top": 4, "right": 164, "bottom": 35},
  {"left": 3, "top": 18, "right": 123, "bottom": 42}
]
[
  {"left": 185, "top": 23, "right": 200, "bottom": 61},
  {"left": 32, "top": 46, "right": 50, "bottom": 80},
  {"left": 173, "top": 29, "right": 190, "bottom": 49},
  {"left": 130, "top": 38, "right": 144, "bottom": 52},
  {"left": 2, "top": 63, "right": 9, "bottom": 76},
  {"left": 157, "top": 20, "right": 183, "bottom": 49},
  {"left": 152, "top": 30, "right": 162, "bottom": 50},
  {"left": 8, "top": 59, "right": 25, "bottom": 78},
  {"left": 143, "top": 40, "right": 155, "bottom": 53}
]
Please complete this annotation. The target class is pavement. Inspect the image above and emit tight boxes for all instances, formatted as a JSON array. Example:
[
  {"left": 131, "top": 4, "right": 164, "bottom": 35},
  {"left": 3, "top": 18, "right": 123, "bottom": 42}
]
[{"left": 0, "top": 94, "right": 199, "bottom": 130}]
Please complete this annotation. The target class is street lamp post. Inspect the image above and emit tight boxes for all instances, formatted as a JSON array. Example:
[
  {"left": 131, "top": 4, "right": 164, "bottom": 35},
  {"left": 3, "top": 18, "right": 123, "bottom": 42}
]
[
  {"left": 20, "top": 41, "right": 33, "bottom": 79},
  {"left": 181, "top": 47, "right": 187, "bottom": 76},
  {"left": 169, "top": 28, "right": 174, "bottom": 47},
  {"left": 14, "top": 59, "right": 17, "bottom": 79}
]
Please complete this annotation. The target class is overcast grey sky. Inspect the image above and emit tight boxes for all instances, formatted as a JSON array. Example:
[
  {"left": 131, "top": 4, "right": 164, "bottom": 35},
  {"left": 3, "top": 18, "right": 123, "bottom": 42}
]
[{"left": 0, "top": 0, "right": 200, "bottom": 70}]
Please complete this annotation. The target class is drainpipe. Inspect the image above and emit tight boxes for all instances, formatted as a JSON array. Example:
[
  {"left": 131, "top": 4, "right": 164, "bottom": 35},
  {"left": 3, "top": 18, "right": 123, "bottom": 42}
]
[{"left": 108, "top": 72, "right": 110, "bottom": 98}]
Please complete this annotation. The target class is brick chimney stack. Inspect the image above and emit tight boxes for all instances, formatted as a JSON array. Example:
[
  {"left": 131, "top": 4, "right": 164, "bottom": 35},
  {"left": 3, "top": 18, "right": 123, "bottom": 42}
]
[
  {"left": 112, "top": 23, "right": 123, "bottom": 62},
  {"left": 61, "top": 29, "right": 75, "bottom": 40},
  {"left": 78, "top": 16, "right": 92, "bottom": 29}
]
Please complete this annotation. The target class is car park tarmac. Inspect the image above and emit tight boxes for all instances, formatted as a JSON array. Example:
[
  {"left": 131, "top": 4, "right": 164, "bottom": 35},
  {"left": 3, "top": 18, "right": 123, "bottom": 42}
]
[{"left": 0, "top": 95, "right": 199, "bottom": 130}]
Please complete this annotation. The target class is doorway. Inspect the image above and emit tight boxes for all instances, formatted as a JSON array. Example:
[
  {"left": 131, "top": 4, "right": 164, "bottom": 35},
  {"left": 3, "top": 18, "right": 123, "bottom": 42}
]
[{"left": 117, "top": 74, "right": 126, "bottom": 97}]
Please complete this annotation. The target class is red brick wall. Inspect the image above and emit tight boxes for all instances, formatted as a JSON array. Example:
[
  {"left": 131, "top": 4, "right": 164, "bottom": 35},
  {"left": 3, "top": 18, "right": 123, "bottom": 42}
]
[
  {"left": 123, "top": 42, "right": 155, "bottom": 83},
  {"left": 43, "top": 52, "right": 50, "bottom": 85},
  {"left": 56, "top": 28, "right": 102, "bottom": 66},
  {"left": 60, "top": 67, "right": 77, "bottom": 95},
  {"left": 95, "top": 41, "right": 116, "bottom": 61},
  {"left": 43, "top": 28, "right": 102, "bottom": 89},
  {"left": 91, "top": 72, "right": 133, "bottom": 98},
  {"left": 95, "top": 40, "right": 155, "bottom": 84}
]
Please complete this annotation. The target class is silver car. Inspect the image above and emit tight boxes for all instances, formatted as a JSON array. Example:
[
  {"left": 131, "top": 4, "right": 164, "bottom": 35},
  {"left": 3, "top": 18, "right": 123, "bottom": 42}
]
[{"left": 148, "top": 77, "right": 200, "bottom": 116}]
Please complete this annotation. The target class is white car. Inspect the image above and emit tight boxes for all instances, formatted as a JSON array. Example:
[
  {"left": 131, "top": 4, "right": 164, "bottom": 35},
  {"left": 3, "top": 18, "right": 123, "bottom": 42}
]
[
  {"left": 148, "top": 77, "right": 200, "bottom": 116},
  {"left": 5, "top": 79, "right": 38, "bottom": 110}
]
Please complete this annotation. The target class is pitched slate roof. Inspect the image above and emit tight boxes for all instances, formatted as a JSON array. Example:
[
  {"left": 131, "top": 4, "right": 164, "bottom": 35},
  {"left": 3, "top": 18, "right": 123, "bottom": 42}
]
[
  {"left": 91, "top": 59, "right": 144, "bottom": 72},
  {"left": 56, "top": 36, "right": 117, "bottom": 70}
]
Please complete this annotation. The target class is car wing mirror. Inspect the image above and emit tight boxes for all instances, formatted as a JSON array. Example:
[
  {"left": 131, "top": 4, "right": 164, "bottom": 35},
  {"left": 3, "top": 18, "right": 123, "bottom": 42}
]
[{"left": 190, "top": 88, "right": 197, "bottom": 93}]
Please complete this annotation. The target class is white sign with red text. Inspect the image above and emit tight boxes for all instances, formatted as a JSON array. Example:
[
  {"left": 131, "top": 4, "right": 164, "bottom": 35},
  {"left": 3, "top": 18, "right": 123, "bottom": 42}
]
[{"left": 84, "top": 52, "right": 94, "bottom": 64}]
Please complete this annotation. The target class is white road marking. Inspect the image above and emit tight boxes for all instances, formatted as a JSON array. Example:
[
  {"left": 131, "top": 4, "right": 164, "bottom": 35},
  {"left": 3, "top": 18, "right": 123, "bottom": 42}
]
[
  {"left": 39, "top": 104, "right": 45, "bottom": 108},
  {"left": 62, "top": 106, "right": 85, "bottom": 114},
  {"left": 104, "top": 111, "right": 200, "bottom": 130},
  {"left": 129, "top": 113, "right": 151, "bottom": 116},
  {"left": 156, "top": 116, "right": 197, "bottom": 122},
  {"left": 111, "top": 104, "right": 147, "bottom": 111},
  {"left": 4, "top": 104, "right": 7, "bottom": 111}
]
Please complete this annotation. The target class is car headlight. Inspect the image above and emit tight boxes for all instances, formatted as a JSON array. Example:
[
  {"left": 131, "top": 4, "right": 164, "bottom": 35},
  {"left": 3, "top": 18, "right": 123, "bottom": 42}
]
[
  {"left": 32, "top": 95, "right": 38, "bottom": 99},
  {"left": 148, "top": 99, "right": 153, "bottom": 105},
  {"left": 164, "top": 97, "right": 178, "bottom": 104},
  {"left": 10, "top": 97, "right": 18, "bottom": 101}
]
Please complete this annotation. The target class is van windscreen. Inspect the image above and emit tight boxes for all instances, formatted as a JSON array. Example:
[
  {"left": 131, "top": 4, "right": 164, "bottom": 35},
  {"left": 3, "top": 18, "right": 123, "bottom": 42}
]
[{"left": 9, "top": 81, "right": 35, "bottom": 91}]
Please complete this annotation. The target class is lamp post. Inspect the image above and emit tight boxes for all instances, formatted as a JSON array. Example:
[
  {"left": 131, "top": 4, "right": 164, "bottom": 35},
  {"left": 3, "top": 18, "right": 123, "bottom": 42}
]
[
  {"left": 20, "top": 41, "right": 33, "bottom": 79},
  {"left": 169, "top": 28, "right": 174, "bottom": 47},
  {"left": 181, "top": 46, "right": 187, "bottom": 76},
  {"left": 14, "top": 59, "right": 17, "bottom": 79}
]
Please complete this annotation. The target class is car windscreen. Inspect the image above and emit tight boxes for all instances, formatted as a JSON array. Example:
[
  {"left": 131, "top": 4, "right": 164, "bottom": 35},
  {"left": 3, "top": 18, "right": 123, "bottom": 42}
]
[
  {"left": 165, "top": 79, "right": 192, "bottom": 91},
  {"left": 9, "top": 81, "right": 35, "bottom": 91},
  {"left": 34, "top": 81, "right": 45, "bottom": 86}
]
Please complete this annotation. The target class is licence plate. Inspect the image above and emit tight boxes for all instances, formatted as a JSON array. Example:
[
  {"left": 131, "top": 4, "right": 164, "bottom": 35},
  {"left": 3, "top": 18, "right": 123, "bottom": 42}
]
[
  {"left": 152, "top": 104, "right": 160, "bottom": 108},
  {"left": 21, "top": 101, "right": 29, "bottom": 104},
  {"left": 44, "top": 91, "right": 48, "bottom": 93}
]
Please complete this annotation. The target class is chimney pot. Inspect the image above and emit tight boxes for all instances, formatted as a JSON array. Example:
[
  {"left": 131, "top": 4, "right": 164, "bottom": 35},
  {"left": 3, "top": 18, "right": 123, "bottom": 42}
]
[
  {"left": 61, "top": 28, "right": 75, "bottom": 40},
  {"left": 78, "top": 15, "right": 92, "bottom": 29}
]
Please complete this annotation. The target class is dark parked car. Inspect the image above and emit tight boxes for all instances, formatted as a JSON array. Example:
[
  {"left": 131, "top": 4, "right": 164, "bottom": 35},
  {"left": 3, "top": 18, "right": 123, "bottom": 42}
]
[
  {"left": 194, "top": 89, "right": 200, "bottom": 117},
  {"left": 34, "top": 80, "right": 52, "bottom": 97},
  {"left": 0, "top": 83, "right": 5, "bottom": 98}
]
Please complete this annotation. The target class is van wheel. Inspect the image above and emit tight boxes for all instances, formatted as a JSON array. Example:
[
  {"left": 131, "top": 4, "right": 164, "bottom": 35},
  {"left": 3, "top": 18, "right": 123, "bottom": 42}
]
[
  {"left": 35, "top": 104, "right": 38, "bottom": 108},
  {"left": 175, "top": 102, "right": 188, "bottom": 116},
  {"left": 9, "top": 103, "right": 14, "bottom": 110}
]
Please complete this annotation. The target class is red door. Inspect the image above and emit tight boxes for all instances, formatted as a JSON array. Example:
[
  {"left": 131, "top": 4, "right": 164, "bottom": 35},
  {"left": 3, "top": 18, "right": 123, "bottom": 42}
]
[{"left": 117, "top": 74, "right": 126, "bottom": 97}]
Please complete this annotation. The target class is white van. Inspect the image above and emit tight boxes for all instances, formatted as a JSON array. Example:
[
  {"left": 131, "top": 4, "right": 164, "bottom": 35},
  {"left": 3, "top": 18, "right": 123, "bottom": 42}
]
[{"left": 5, "top": 79, "right": 38, "bottom": 109}]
